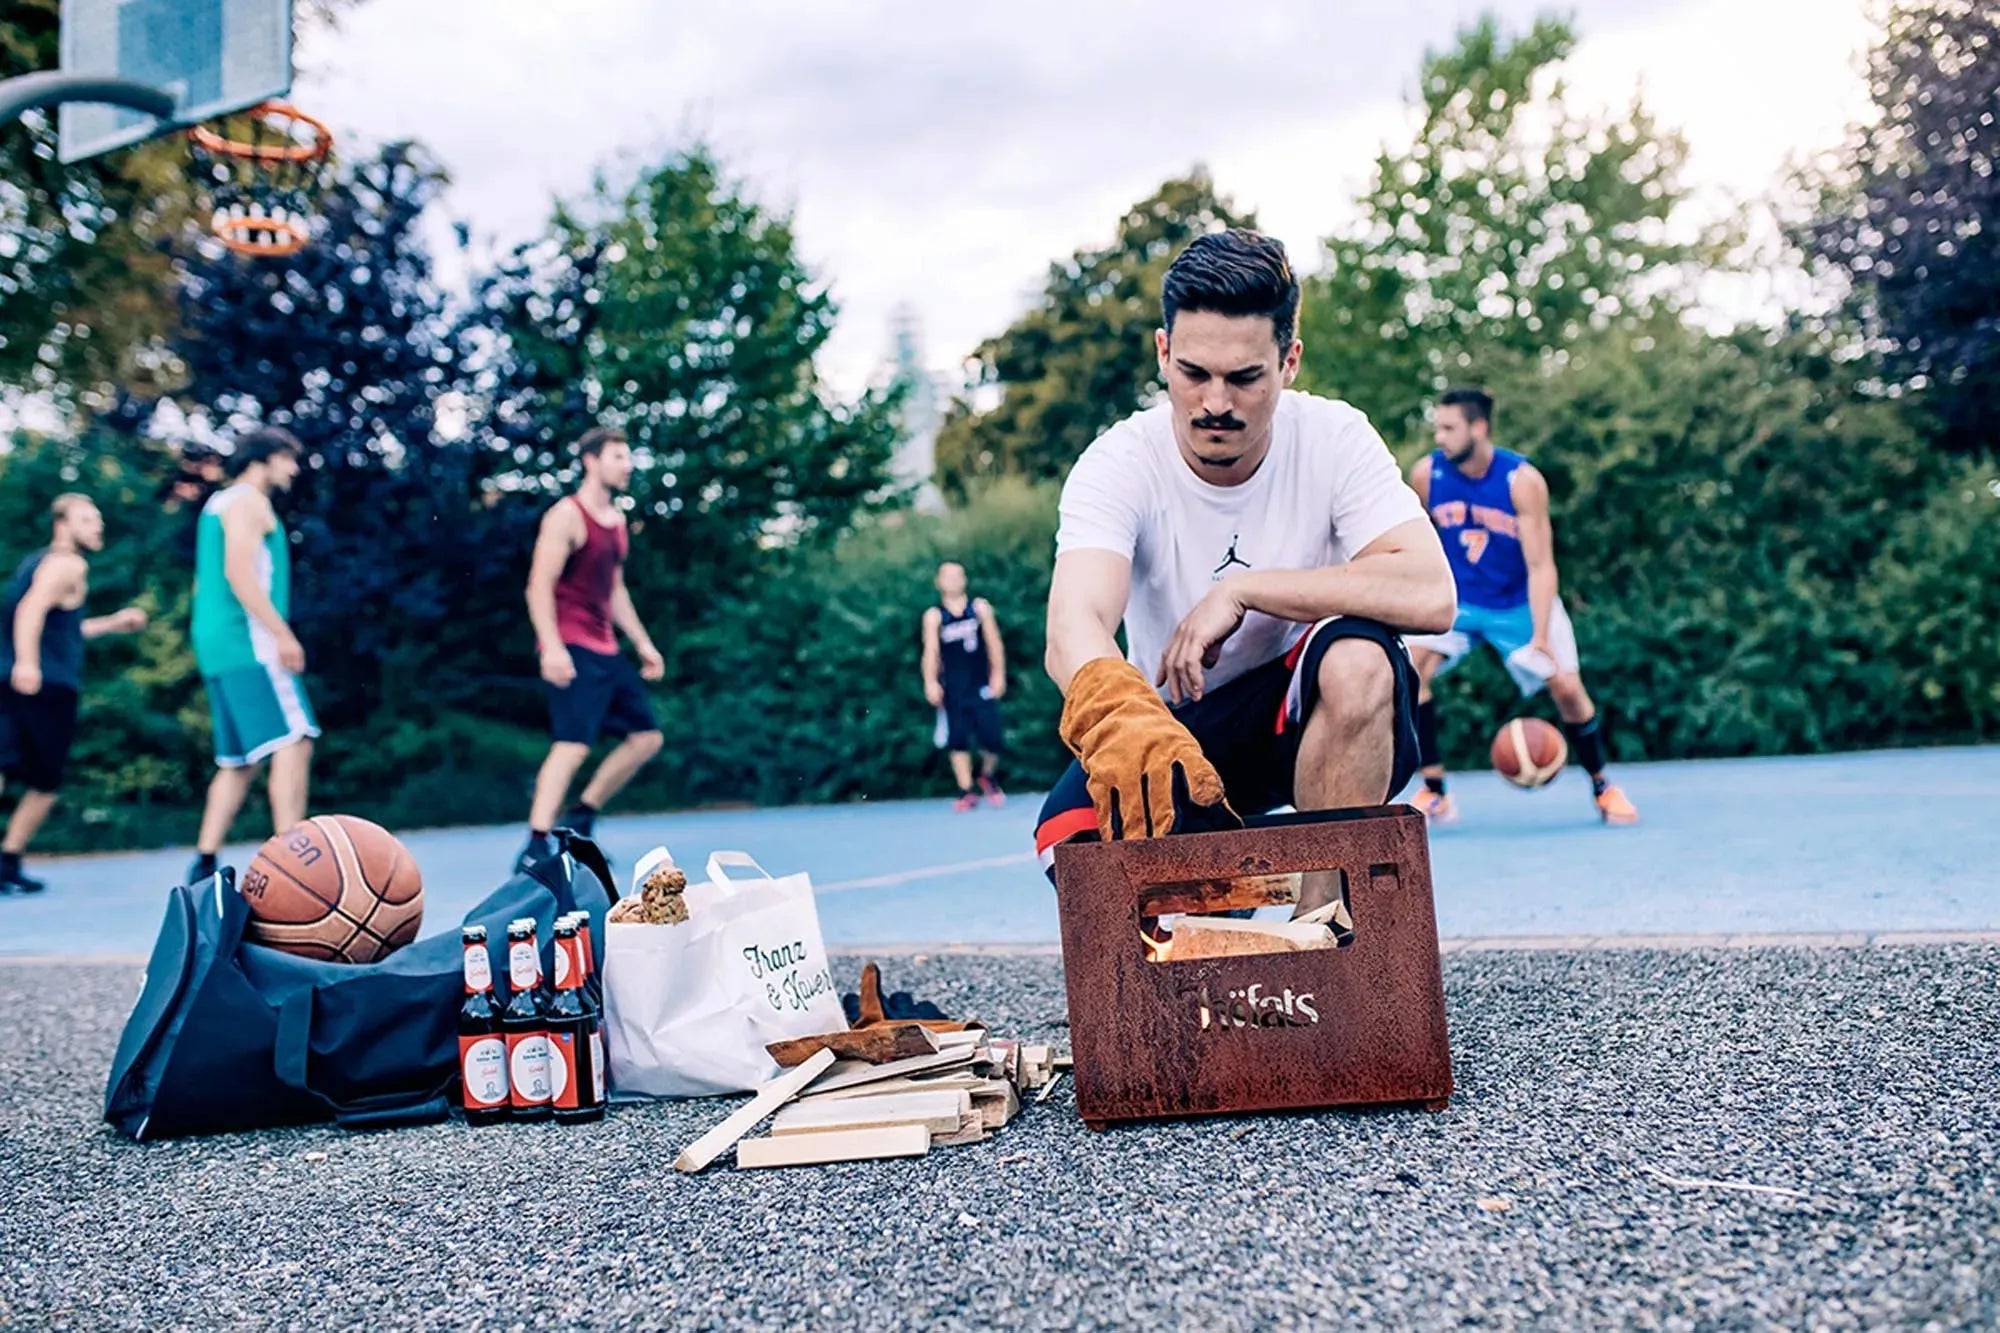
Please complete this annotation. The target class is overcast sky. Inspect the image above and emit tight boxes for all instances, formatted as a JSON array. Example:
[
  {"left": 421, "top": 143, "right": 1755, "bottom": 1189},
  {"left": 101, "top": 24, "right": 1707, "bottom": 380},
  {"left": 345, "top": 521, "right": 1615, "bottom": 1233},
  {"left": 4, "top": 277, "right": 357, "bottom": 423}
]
[{"left": 296, "top": 0, "right": 1875, "bottom": 397}]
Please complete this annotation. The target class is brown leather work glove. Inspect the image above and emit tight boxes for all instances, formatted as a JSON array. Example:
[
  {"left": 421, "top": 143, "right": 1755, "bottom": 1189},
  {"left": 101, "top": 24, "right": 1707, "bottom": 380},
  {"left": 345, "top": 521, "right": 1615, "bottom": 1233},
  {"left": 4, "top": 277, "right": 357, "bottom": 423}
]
[{"left": 1058, "top": 657, "right": 1239, "bottom": 841}]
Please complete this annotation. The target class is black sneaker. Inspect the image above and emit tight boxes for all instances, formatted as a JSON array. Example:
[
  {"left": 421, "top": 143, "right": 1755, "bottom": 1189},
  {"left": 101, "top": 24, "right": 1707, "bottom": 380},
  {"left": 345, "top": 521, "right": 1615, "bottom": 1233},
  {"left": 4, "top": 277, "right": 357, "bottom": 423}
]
[
  {"left": 0, "top": 863, "right": 46, "bottom": 894},
  {"left": 186, "top": 852, "right": 220, "bottom": 887},
  {"left": 513, "top": 832, "right": 559, "bottom": 876}
]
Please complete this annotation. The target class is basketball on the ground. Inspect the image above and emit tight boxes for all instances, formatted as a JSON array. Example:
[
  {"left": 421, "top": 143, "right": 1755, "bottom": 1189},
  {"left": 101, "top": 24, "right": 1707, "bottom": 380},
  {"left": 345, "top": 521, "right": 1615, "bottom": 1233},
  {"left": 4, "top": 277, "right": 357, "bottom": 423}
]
[
  {"left": 1491, "top": 718, "right": 1568, "bottom": 789},
  {"left": 240, "top": 815, "right": 424, "bottom": 964}
]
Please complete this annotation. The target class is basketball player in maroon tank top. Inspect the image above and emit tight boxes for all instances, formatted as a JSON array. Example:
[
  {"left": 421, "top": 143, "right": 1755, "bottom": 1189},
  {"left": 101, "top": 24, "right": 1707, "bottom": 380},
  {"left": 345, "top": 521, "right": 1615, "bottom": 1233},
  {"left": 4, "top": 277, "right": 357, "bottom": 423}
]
[{"left": 516, "top": 426, "right": 666, "bottom": 872}]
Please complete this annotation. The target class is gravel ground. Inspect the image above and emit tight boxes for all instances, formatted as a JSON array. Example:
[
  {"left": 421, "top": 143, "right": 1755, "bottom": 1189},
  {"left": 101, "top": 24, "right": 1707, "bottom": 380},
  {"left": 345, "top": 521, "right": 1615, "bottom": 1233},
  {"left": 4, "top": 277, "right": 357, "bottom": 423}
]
[{"left": 2, "top": 947, "right": 1997, "bottom": 1331}]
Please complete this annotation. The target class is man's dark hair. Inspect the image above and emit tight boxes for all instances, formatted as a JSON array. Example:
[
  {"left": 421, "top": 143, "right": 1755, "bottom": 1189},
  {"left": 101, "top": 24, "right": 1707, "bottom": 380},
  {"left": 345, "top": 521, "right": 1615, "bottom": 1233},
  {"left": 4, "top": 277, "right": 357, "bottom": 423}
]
[
  {"left": 226, "top": 426, "right": 303, "bottom": 478},
  {"left": 1438, "top": 387, "right": 1495, "bottom": 429},
  {"left": 577, "top": 426, "right": 628, "bottom": 459},
  {"left": 1161, "top": 229, "right": 1301, "bottom": 351}
]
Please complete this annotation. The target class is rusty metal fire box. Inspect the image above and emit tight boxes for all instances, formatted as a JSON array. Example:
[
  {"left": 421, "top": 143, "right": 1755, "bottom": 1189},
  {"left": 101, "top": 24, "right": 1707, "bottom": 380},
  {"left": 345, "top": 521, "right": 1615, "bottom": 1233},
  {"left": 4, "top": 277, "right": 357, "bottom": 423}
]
[{"left": 1052, "top": 805, "right": 1453, "bottom": 1128}]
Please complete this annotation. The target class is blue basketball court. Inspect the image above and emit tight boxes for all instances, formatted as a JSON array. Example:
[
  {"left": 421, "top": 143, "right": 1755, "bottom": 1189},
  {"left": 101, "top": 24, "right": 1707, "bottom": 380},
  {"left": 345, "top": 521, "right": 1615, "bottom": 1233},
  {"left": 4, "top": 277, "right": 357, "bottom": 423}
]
[{"left": 5, "top": 744, "right": 1995, "bottom": 957}]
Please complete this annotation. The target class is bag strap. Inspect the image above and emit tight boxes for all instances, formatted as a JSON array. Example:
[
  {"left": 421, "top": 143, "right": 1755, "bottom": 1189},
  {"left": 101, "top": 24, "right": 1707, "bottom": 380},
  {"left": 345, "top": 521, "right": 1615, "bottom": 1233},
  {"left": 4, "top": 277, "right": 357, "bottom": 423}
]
[
  {"left": 706, "top": 851, "right": 773, "bottom": 887},
  {"left": 525, "top": 831, "right": 619, "bottom": 907},
  {"left": 273, "top": 988, "right": 455, "bottom": 1132}
]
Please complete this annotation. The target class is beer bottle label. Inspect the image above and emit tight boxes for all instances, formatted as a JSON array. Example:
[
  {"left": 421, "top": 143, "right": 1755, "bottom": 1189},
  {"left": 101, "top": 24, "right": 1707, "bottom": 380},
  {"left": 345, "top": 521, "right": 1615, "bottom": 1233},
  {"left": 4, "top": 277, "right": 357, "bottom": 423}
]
[
  {"left": 509, "top": 940, "right": 538, "bottom": 991},
  {"left": 589, "top": 1030, "right": 606, "bottom": 1103},
  {"left": 550, "top": 1032, "right": 577, "bottom": 1109},
  {"left": 460, "top": 1035, "right": 508, "bottom": 1108},
  {"left": 507, "top": 1032, "right": 552, "bottom": 1106},
  {"left": 463, "top": 946, "right": 493, "bottom": 994},
  {"left": 554, "top": 938, "right": 572, "bottom": 988}
]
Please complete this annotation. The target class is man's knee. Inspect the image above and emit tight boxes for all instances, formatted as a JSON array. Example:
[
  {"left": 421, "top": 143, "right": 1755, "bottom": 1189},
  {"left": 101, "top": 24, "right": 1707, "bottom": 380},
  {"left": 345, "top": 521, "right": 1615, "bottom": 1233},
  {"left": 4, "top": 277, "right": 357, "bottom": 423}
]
[
  {"left": 1315, "top": 638, "right": 1396, "bottom": 726},
  {"left": 1547, "top": 672, "right": 1591, "bottom": 712},
  {"left": 547, "top": 741, "right": 591, "bottom": 767},
  {"left": 628, "top": 730, "right": 666, "bottom": 761}
]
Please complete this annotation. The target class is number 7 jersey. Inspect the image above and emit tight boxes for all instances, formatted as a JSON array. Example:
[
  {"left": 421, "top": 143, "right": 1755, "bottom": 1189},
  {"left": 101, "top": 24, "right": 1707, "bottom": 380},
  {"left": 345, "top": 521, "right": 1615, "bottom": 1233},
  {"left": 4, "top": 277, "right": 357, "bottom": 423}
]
[{"left": 1427, "top": 447, "right": 1530, "bottom": 610}]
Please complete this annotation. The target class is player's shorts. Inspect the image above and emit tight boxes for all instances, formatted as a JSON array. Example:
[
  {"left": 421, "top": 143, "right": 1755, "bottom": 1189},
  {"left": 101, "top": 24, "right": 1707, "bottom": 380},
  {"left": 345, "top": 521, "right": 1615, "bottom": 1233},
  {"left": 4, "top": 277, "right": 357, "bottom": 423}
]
[
  {"left": 1035, "top": 617, "right": 1420, "bottom": 876},
  {"left": 1405, "top": 597, "right": 1580, "bottom": 695},
  {"left": 204, "top": 665, "right": 320, "bottom": 768},
  {"left": 0, "top": 684, "right": 80, "bottom": 792},
  {"left": 935, "top": 690, "right": 1005, "bottom": 754},
  {"left": 547, "top": 645, "right": 660, "bottom": 746}
]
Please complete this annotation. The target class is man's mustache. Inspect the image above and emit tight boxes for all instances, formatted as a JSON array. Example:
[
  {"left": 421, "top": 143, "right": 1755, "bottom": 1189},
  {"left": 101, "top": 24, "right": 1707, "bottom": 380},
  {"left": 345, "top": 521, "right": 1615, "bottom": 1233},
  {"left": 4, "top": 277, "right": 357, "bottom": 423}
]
[{"left": 1192, "top": 413, "right": 1246, "bottom": 433}]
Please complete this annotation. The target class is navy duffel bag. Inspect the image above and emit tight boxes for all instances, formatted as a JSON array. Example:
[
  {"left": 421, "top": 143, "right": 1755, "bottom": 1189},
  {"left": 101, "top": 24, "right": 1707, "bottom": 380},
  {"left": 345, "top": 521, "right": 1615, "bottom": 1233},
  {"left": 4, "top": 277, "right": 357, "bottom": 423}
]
[{"left": 104, "top": 832, "right": 616, "bottom": 1141}]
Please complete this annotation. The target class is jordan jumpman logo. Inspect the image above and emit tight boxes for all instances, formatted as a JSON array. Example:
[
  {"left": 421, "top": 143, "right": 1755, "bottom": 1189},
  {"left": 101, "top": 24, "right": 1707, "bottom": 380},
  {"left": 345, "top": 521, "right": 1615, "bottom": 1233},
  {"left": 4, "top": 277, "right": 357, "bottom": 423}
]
[{"left": 1213, "top": 534, "right": 1251, "bottom": 576}]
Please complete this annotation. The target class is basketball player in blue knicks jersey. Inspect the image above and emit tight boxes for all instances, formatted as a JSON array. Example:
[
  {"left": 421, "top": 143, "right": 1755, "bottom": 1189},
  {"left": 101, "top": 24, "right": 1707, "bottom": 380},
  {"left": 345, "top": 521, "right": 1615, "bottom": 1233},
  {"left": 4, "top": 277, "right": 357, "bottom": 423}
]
[{"left": 1405, "top": 388, "right": 1639, "bottom": 826}]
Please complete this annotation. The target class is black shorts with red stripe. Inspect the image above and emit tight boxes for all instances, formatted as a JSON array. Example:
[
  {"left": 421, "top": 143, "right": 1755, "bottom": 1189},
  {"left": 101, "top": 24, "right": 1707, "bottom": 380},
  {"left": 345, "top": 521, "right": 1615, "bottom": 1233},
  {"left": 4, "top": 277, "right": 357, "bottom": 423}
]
[{"left": 1034, "top": 617, "right": 1420, "bottom": 877}]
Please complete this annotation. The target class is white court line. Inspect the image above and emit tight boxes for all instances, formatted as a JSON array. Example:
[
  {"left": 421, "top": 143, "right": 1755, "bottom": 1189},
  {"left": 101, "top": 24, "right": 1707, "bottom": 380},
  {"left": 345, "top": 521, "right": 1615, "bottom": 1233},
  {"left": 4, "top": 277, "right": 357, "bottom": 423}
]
[{"left": 813, "top": 852, "right": 1039, "bottom": 895}]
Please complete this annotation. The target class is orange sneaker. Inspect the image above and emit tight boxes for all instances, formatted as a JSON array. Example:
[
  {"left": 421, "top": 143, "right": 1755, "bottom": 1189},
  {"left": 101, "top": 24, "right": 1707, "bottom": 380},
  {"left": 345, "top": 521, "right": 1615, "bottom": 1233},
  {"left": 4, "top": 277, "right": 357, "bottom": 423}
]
[
  {"left": 1412, "top": 789, "right": 1459, "bottom": 826},
  {"left": 1595, "top": 784, "right": 1640, "bottom": 825}
]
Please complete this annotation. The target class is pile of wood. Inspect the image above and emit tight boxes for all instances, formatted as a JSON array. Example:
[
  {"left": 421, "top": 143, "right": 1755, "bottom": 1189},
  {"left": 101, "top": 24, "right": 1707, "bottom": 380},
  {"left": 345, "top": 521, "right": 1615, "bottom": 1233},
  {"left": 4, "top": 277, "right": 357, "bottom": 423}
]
[
  {"left": 1142, "top": 872, "right": 1355, "bottom": 962},
  {"left": 674, "top": 1022, "right": 1066, "bottom": 1172}
]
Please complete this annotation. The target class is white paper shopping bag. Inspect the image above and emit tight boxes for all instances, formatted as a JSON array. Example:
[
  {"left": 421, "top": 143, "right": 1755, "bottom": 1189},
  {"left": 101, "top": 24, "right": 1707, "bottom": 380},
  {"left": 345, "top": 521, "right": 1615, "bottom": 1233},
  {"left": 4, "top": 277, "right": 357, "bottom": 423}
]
[{"left": 601, "top": 849, "right": 845, "bottom": 1098}]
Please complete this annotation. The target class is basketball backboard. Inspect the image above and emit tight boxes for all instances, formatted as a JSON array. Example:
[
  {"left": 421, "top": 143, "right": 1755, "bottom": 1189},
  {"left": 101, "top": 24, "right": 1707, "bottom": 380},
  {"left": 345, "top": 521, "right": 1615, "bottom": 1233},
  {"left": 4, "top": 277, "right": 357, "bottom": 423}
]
[{"left": 58, "top": 0, "right": 293, "bottom": 163}]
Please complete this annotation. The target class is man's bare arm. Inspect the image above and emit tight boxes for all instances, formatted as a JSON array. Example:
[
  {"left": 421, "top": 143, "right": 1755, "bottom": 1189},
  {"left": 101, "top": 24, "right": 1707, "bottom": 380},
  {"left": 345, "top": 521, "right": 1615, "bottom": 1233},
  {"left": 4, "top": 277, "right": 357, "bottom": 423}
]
[
  {"left": 80, "top": 608, "right": 146, "bottom": 639},
  {"left": 920, "top": 607, "right": 943, "bottom": 699},
  {"left": 975, "top": 598, "right": 1006, "bottom": 695},
  {"left": 1511, "top": 464, "right": 1559, "bottom": 646},
  {"left": 1045, "top": 549, "right": 1131, "bottom": 695},
  {"left": 608, "top": 569, "right": 654, "bottom": 654},
  {"left": 525, "top": 504, "right": 581, "bottom": 655},
  {"left": 221, "top": 497, "right": 291, "bottom": 641},
  {"left": 1408, "top": 454, "right": 1434, "bottom": 509},
  {"left": 1229, "top": 517, "right": 1457, "bottom": 634}
]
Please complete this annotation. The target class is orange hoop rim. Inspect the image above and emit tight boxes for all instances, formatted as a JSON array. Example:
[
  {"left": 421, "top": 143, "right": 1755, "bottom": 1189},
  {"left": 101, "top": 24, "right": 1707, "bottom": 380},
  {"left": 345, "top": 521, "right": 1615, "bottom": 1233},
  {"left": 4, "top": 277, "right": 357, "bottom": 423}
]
[
  {"left": 212, "top": 211, "right": 313, "bottom": 258},
  {"left": 188, "top": 101, "right": 334, "bottom": 164}
]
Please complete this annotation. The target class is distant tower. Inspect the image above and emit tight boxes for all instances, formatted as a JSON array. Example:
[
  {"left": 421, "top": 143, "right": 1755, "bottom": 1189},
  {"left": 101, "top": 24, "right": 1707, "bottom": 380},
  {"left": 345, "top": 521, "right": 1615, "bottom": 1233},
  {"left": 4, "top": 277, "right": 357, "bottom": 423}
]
[{"left": 882, "top": 304, "right": 946, "bottom": 513}]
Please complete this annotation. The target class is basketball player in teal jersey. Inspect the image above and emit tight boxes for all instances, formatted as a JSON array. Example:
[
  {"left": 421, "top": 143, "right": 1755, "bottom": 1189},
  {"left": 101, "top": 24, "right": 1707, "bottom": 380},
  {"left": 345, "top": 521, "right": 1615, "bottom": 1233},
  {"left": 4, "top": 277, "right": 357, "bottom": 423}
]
[
  {"left": 186, "top": 428, "right": 319, "bottom": 885},
  {"left": 1405, "top": 388, "right": 1639, "bottom": 825}
]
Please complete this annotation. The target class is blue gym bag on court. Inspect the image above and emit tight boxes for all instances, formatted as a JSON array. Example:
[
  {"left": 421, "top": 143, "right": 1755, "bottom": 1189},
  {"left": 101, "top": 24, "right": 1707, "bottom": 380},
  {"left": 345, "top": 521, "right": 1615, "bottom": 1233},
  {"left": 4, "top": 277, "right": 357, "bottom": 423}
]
[{"left": 103, "top": 832, "right": 616, "bottom": 1141}]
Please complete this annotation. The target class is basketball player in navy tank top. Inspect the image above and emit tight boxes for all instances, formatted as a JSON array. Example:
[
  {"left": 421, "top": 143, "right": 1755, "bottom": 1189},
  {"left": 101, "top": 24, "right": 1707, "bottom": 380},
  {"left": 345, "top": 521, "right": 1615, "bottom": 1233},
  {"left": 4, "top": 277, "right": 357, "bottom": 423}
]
[
  {"left": 1405, "top": 388, "right": 1639, "bottom": 825},
  {"left": 516, "top": 426, "right": 667, "bottom": 871},
  {"left": 920, "top": 561, "right": 1007, "bottom": 811}
]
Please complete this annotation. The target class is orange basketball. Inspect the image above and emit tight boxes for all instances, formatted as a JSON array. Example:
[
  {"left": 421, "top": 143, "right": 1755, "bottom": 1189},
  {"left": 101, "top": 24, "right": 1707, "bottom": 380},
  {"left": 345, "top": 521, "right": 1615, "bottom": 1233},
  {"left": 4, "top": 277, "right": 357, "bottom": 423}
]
[
  {"left": 240, "top": 815, "right": 424, "bottom": 964},
  {"left": 1491, "top": 717, "right": 1568, "bottom": 789}
]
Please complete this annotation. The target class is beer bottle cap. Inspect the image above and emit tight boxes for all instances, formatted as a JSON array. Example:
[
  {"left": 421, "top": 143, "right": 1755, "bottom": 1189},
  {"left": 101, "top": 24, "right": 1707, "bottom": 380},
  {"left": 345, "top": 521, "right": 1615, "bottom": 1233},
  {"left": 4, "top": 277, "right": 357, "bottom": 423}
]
[
  {"left": 554, "top": 921, "right": 577, "bottom": 937},
  {"left": 505, "top": 921, "right": 533, "bottom": 940},
  {"left": 461, "top": 924, "right": 487, "bottom": 942}
]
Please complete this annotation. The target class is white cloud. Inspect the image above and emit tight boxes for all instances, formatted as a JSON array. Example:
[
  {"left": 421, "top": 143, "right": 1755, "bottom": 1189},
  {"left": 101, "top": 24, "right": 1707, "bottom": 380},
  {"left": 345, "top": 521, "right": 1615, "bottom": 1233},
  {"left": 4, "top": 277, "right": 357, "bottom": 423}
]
[{"left": 294, "top": 0, "right": 1872, "bottom": 398}]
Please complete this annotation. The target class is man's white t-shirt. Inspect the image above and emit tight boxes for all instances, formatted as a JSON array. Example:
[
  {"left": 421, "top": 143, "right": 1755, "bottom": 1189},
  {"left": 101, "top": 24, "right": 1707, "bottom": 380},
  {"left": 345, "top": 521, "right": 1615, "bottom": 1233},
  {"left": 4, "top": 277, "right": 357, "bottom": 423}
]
[{"left": 1056, "top": 390, "right": 1425, "bottom": 694}]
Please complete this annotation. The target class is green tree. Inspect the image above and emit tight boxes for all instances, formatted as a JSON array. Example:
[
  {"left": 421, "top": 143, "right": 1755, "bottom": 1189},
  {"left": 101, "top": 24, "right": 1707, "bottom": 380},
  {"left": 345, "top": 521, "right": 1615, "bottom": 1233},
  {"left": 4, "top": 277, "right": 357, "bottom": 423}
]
[
  {"left": 470, "top": 146, "right": 904, "bottom": 643},
  {"left": 1, "top": 0, "right": 365, "bottom": 408},
  {"left": 1297, "top": 14, "right": 1700, "bottom": 442},
  {"left": 1, "top": 0, "right": 196, "bottom": 406},
  {"left": 1856, "top": 460, "right": 2000, "bottom": 740},
  {"left": 639, "top": 477, "right": 1070, "bottom": 808},
  {"left": 933, "top": 170, "right": 1254, "bottom": 495},
  {"left": 1804, "top": 0, "right": 2000, "bottom": 455}
]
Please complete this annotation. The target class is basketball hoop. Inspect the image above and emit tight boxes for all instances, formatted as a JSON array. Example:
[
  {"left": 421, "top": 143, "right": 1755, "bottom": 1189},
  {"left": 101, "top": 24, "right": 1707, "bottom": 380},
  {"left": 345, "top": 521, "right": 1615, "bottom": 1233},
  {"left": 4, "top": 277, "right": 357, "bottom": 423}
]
[{"left": 187, "top": 101, "right": 333, "bottom": 258}]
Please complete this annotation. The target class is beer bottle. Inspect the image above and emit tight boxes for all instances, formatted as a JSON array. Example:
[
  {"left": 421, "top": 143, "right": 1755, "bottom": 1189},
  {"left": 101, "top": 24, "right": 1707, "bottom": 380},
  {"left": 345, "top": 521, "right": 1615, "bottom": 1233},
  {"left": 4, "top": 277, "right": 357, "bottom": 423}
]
[
  {"left": 572, "top": 911, "right": 602, "bottom": 1011},
  {"left": 562, "top": 910, "right": 609, "bottom": 1107},
  {"left": 579, "top": 913, "right": 607, "bottom": 1106},
  {"left": 457, "top": 925, "right": 509, "bottom": 1126},
  {"left": 501, "top": 918, "right": 553, "bottom": 1122},
  {"left": 549, "top": 921, "right": 605, "bottom": 1123}
]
